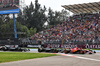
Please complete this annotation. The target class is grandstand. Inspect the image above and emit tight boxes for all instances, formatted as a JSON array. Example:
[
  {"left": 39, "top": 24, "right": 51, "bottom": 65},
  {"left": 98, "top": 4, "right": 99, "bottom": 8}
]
[
  {"left": 0, "top": 1, "right": 100, "bottom": 49},
  {"left": 30, "top": 1, "right": 100, "bottom": 46},
  {"left": 62, "top": 1, "right": 100, "bottom": 14}
]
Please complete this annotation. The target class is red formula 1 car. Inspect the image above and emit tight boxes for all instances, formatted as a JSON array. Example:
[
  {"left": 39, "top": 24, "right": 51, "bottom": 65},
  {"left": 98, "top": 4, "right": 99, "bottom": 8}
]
[{"left": 64, "top": 47, "right": 96, "bottom": 54}]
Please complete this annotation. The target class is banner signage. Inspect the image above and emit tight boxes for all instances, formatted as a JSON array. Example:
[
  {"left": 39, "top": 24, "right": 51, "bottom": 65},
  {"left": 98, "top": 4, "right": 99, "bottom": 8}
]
[
  {"left": 0, "top": 0, "right": 19, "bottom": 14},
  {"left": 44, "top": 44, "right": 100, "bottom": 49}
]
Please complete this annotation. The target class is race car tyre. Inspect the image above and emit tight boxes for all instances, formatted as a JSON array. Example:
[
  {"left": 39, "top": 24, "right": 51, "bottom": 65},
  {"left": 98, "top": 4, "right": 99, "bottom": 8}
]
[
  {"left": 64, "top": 50, "right": 67, "bottom": 54},
  {"left": 24, "top": 49, "right": 26, "bottom": 52},
  {"left": 80, "top": 50, "right": 85, "bottom": 54},
  {"left": 94, "top": 51, "right": 96, "bottom": 53},
  {"left": 28, "top": 49, "right": 30, "bottom": 51},
  {"left": 2, "top": 46, "right": 8, "bottom": 51},
  {"left": 38, "top": 48, "right": 42, "bottom": 52},
  {"left": 89, "top": 52, "right": 92, "bottom": 54},
  {"left": 55, "top": 50, "right": 58, "bottom": 53},
  {"left": 82, "top": 51, "right": 85, "bottom": 54}
]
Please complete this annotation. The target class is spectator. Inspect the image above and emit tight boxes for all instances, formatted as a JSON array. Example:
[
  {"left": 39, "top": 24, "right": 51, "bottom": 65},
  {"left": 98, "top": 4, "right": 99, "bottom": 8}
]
[{"left": 32, "top": 13, "right": 100, "bottom": 44}]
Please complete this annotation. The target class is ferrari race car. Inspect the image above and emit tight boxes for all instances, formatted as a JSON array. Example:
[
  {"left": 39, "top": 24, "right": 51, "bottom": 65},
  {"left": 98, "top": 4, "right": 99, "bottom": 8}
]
[
  {"left": 38, "top": 44, "right": 96, "bottom": 54},
  {"left": 64, "top": 47, "right": 96, "bottom": 54}
]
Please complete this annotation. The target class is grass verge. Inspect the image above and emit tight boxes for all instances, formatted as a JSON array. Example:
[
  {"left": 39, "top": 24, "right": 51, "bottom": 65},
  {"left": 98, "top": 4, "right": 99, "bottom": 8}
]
[
  {"left": 84, "top": 49, "right": 100, "bottom": 50},
  {"left": 0, "top": 52, "right": 57, "bottom": 63}
]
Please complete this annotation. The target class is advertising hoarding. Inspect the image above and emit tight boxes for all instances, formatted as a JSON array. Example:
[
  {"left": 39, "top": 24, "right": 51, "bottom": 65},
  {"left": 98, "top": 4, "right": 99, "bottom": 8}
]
[{"left": 0, "top": 0, "right": 19, "bottom": 14}]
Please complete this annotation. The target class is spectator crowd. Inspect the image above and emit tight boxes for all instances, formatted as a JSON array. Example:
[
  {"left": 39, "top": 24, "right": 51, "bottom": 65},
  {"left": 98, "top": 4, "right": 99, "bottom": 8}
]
[{"left": 31, "top": 13, "right": 100, "bottom": 44}]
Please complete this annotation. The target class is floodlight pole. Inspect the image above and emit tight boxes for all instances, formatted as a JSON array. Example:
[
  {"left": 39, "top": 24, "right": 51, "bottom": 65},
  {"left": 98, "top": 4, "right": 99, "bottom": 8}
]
[{"left": 13, "top": 13, "right": 17, "bottom": 38}]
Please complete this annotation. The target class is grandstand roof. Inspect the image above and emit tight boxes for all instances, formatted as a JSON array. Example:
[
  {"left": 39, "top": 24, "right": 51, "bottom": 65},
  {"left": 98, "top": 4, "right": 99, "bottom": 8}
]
[{"left": 62, "top": 1, "right": 100, "bottom": 14}]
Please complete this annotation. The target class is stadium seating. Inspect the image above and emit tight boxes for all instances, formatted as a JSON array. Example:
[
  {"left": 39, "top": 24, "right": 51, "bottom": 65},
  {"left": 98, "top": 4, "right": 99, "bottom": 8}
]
[{"left": 32, "top": 13, "right": 100, "bottom": 44}]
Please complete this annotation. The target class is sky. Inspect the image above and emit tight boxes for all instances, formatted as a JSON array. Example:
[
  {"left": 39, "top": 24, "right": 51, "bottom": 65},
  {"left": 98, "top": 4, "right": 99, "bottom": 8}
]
[
  {"left": 24, "top": 0, "right": 100, "bottom": 12},
  {"left": 24, "top": 0, "right": 100, "bottom": 25}
]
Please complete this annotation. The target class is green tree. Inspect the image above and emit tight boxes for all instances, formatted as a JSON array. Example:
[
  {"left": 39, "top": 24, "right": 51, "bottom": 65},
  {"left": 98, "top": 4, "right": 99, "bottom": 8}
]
[
  {"left": 30, "top": 27, "right": 37, "bottom": 36},
  {"left": 47, "top": 7, "right": 54, "bottom": 25},
  {"left": 16, "top": 0, "right": 69, "bottom": 35},
  {"left": 20, "top": 0, "right": 47, "bottom": 32},
  {"left": 47, "top": 8, "right": 62, "bottom": 26},
  {"left": 0, "top": 20, "right": 31, "bottom": 38},
  {"left": 16, "top": 9, "right": 26, "bottom": 25},
  {"left": 0, "top": 15, "right": 10, "bottom": 25},
  {"left": 47, "top": 8, "right": 69, "bottom": 26},
  {"left": 60, "top": 9, "right": 69, "bottom": 21}
]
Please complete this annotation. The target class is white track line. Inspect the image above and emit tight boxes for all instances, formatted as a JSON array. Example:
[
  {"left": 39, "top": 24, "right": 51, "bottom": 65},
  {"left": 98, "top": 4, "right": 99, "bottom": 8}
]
[{"left": 55, "top": 53, "right": 100, "bottom": 62}]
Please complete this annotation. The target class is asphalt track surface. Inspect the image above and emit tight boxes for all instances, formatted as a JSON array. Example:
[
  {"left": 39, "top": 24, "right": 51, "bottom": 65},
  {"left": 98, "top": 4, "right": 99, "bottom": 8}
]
[{"left": 0, "top": 51, "right": 100, "bottom": 66}]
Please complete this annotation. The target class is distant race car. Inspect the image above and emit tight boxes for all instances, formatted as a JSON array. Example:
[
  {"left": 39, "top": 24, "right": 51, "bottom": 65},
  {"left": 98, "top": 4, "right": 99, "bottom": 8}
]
[
  {"left": 38, "top": 45, "right": 59, "bottom": 53},
  {"left": 64, "top": 47, "right": 96, "bottom": 54},
  {"left": 38, "top": 44, "right": 96, "bottom": 54},
  {"left": 0, "top": 45, "right": 30, "bottom": 52}
]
